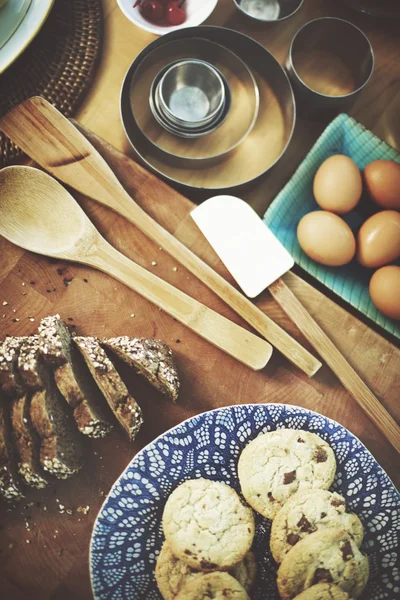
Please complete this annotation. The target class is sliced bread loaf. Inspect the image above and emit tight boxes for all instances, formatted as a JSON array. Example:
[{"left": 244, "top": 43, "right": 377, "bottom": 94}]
[
  {"left": 29, "top": 364, "right": 85, "bottom": 479},
  {"left": 0, "top": 336, "right": 26, "bottom": 396},
  {"left": 102, "top": 337, "right": 180, "bottom": 402},
  {"left": 10, "top": 393, "right": 49, "bottom": 489},
  {"left": 38, "top": 316, "right": 113, "bottom": 438},
  {"left": 0, "top": 398, "right": 24, "bottom": 502},
  {"left": 74, "top": 336, "right": 143, "bottom": 441}
]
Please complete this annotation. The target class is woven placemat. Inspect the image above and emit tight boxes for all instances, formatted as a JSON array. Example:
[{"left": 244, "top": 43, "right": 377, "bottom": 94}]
[{"left": 0, "top": 0, "right": 103, "bottom": 167}]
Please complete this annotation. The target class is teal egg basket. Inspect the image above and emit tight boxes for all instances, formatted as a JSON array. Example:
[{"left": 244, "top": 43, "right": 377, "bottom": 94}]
[{"left": 264, "top": 113, "right": 400, "bottom": 340}]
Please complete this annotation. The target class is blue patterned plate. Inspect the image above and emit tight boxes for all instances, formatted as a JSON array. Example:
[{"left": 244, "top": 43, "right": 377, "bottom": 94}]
[
  {"left": 90, "top": 404, "right": 399, "bottom": 600},
  {"left": 263, "top": 114, "right": 400, "bottom": 341}
]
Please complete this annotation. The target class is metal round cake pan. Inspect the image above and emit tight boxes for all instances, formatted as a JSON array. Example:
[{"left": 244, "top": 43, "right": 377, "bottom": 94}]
[
  {"left": 121, "top": 26, "right": 296, "bottom": 191},
  {"left": 129, "top": 37, "right": 259, "bottom": 162}
]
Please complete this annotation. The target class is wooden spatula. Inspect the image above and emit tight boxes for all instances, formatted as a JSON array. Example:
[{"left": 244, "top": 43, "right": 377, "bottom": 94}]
[
  {"left": 0, "top": 96, "right": 320, "bottom": 378},
  {"left": 0, "top": 166, "right": 273, "bottom": 371},
  {"left": 192, "top": 195, "right": 400, "bottom": 453}
]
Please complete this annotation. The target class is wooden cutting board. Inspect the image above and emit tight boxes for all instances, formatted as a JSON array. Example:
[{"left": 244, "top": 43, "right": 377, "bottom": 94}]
[{"left": 0, "top": 128, "right": 399, "bottom": 600}]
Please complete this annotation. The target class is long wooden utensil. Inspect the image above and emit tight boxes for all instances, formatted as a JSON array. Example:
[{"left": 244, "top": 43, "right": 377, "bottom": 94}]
[
  {"left": 192, "top": 195, "right": 400, "bottom": 454},
  {"left": 0, "top": 96, "right": 321, "bottom": 378},
  {"left": 0, "top": 166, "right": 273, "bottom": 371}
]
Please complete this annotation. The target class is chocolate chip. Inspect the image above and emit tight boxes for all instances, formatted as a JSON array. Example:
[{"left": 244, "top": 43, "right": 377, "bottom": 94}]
[
  {"left": 297, "top": 437, "right": 305, "bottom": 443},
  {"left": 200, "top": 560, "right": 218, "bottom": 570},
  {"left": 314, "top": 447, "right": 328, "bottom": 462},
  {"left": 184, "top": 549, "right": 192, "bottom": 555},
  {"left": 287, "top": 533, "right": 300, "bottom": 546},
  {"left": 267, "top": 492, "right": 276, "bottom": 502},
  {"left": 283, "top": 470, "right": 296, "bottom": 484},
  {"left": 30, "top": 281, "right": 36, "bottom": 285},
  {"left": 297, "top": 515, "right": 313, "bottom": 532},
  {"left": 57, "top": 268, "right": 66, "bottom": 275},
  {"left": 331, "top": 499, "right": 345, "bottom": 507},
  {"left": 63, "top": 277, "right": 73, "bottom": 287},
  {"left": 83, "top": 278, "right": 88, "bottom": 283},
  {"left": 313, "top": 568, "right": 333, "bottom": 584},
  {"left": 340, "top": 540, "right": 354, "bottom": 561},
  {"left": 320, "top": 512, "right": 327, "bottom": 518}
]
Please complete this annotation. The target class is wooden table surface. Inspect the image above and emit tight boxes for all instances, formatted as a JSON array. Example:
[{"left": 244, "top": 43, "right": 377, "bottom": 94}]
[{"left": 0, "top": 1, "right": 399, "bottom": 599}]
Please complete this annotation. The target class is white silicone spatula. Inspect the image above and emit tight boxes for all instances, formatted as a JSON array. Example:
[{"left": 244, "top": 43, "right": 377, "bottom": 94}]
[
  {"left": 192, "top": 195, "right": 400, "bottom": 454},
  {"left": 192, "top": 195, "right": 294, "bottom": 298}
]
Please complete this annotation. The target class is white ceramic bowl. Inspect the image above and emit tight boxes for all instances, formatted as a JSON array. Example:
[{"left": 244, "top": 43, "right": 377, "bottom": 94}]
[{"left": 117, "top": 0, "right": 219, "bottom": 36}]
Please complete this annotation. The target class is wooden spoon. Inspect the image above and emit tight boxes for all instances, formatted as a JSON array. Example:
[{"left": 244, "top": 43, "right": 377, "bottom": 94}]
[
  {"left": 0, "top": 166, "right": 273, "bottom": 371},
  {"left": 0, "top": 96, "right": 320, "bottom": 378}
]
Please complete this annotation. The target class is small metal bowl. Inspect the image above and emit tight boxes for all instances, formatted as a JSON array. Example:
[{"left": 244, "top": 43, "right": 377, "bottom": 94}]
[
  {"left": 286, "top": 17, "right": 374, "bottom": 115},
  {"left": 158, "top": 59, "right": 225, "bottom": 127},
  {"left": 150, "top": 62, "right": 232, "bottom": 139},
  {"left": 155, "top": 84, "right": 224, "bottom": 132},
  {"left": 232, "top": 0, "right": 303, "bottom": 22}
]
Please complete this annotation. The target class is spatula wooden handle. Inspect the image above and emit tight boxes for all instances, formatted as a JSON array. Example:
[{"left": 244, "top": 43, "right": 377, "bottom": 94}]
[
  {"left": 269, "top": 278, "right": 400, "bottom": 453},
  {"left": 87, "top": 238, "right": 272, "bottom": 371},
  {"left": 0, "top": 97, "right": 321, "bottom": 378}
]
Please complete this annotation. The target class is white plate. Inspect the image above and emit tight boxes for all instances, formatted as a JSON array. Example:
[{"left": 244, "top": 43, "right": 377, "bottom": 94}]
[
  {"left": 0, "top": 0, "right": 31, "bottom": 51},
  {"left": 0, "top": 0, "right": 54, "bottom": 75}
]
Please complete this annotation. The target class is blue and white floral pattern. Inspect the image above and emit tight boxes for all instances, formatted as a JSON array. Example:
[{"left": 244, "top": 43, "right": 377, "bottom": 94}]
[{"left": 90, "top": 404, "right": 400, "bottom": 600}]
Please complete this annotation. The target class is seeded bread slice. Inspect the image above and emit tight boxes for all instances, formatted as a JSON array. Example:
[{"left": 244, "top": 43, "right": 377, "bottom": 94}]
[
  {"left": 102, "top": 337, "right": 180, "bottom": 402},
  {"left": 18, "top": 335, "right": 43, "bottom": 390},
  {"left": 74, "top": 336, "right": 143, "bottom": 440},
  {"left": 10, "top": 393, "right": 49, "bottom": 489},
  {"left": 29, "top": 364, "right": 85, "bottom": 479},
  {"left": 39, "top": 316, "right": 113, "bottom": 438},
  {"left": 0, "top": 336, "right": 27, "bottom": 396},
  {"left": 0, "top": 398, "right": 24, "bottom": 503}
]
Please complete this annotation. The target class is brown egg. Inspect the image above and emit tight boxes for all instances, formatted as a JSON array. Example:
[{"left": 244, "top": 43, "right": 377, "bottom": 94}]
[
  {"left": 356, "top": 210, "right": 400, "bottom": 268},
  {"left": 364, "top": 160, "right": 400, "bottom": 210},
  {"left": 369, "top": 265, "right": 400, "bottom": 320},
  {"left": 297, "top": 211, "right": 356, "bottom": 266},
  {"left": 313, "top": 155, "right": 362, "bottom": 214}
]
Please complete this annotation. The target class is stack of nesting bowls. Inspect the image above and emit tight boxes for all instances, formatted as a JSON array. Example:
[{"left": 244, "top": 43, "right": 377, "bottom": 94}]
[
  {"left": 150, "top": 59, "right": 231, "bottom": 139},
  {"left": 121, "top": 26, "right": 296, "bottom": 191}
]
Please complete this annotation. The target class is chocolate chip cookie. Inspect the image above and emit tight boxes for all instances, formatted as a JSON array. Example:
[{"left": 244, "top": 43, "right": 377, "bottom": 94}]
[
  {"left": 270, "top": 489, "right": 364, "bottom": 563},
  {"left": 277, "top": 528, "right": 369, "bottom": 600},
  {"left": 175, "top": 572, "right": 250, "bottom": 600},
  {"left": 155, "top": 542, "right": 257, "bottom": 599},
  {"left": 230, "top": 550, "right": 257, "bottom": 592},
  {"left": 238, "top": 430, "right": 336, "bottom": 519},
  {"left": 162, "top": 478, "right": 255, "bottom": 571},
  {"left": 155, "top": 541, "right": 198, "bottom": 599},
  {"left": 293, "top": 583, "right": 354, "bottom": 599}
]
